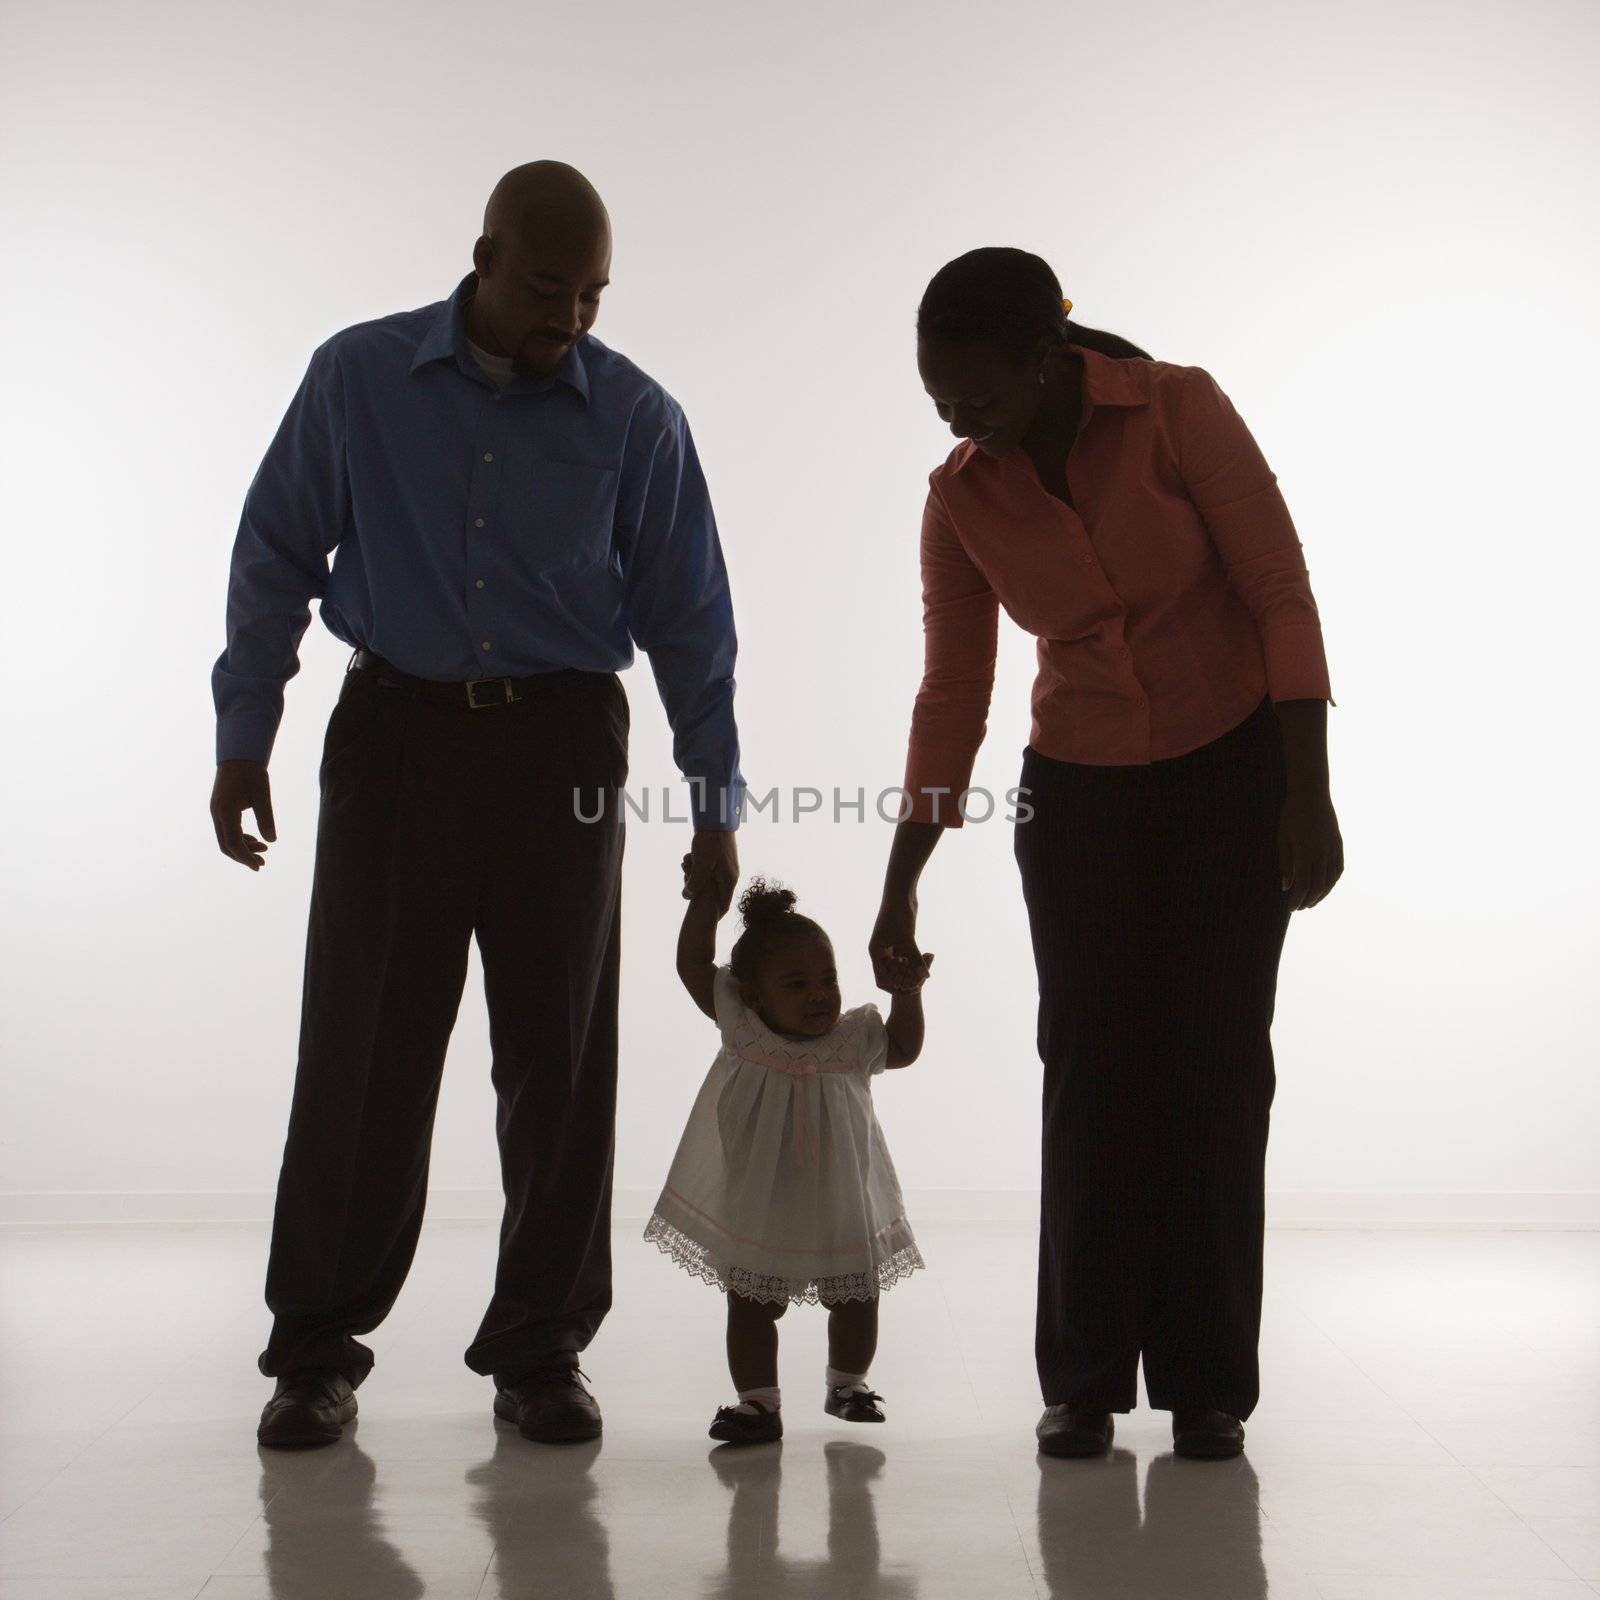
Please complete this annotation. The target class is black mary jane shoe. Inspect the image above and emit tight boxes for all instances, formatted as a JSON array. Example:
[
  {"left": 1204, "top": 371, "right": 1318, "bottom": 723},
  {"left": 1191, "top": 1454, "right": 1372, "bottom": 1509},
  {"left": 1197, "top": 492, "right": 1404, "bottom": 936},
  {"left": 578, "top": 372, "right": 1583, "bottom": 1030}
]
[
  {"left": 257, "top": 1368, "right": 357, "bottom": 1449},
  {"left": 708, "top": 1399, "right": 783, "bottom": 1446},
  {"left": 1035, "top": 1405, "right": 1114, "bottom": 1458},
  {"left": 1172, "top": 1407, "right": 1246, "bottom": 1460},
  {"left": 824, "top": 1384, "right": 886, "bottom": 1423},
  {"left": 493, "top": 1362, "right": 603, "bottom": 1444}
]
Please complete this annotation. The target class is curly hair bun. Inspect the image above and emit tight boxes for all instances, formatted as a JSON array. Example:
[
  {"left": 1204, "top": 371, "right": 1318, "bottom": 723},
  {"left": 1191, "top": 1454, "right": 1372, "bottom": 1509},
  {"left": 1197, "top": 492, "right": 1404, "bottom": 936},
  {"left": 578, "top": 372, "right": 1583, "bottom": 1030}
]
[{"left": 737, "top": 876, "right": 798, "bottom": 926}]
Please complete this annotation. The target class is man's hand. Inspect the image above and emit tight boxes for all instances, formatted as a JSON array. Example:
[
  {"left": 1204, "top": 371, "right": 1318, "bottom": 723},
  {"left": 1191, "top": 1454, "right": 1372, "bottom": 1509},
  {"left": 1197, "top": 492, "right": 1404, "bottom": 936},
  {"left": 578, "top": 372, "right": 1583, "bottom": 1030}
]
[
  {"left": 683, "top": 829, "right": 738, "bottom": 915},
  {"left": 211, "top": 759, "right": 276, "bottom": 871}
]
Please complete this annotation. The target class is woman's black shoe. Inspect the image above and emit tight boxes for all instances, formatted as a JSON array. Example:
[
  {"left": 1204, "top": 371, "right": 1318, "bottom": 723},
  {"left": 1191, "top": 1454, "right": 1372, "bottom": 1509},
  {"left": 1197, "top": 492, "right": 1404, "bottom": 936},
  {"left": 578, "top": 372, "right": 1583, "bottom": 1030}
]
[
  {"left": 1172, "top": 1408, "right": 1246, "bottom": 1459},
  {"left": 1035, "top": 1405, "right": 1113, "bottom": 1457},
  {"left": 708, "top": 1400, "right": 783, "bottom": 1446}
]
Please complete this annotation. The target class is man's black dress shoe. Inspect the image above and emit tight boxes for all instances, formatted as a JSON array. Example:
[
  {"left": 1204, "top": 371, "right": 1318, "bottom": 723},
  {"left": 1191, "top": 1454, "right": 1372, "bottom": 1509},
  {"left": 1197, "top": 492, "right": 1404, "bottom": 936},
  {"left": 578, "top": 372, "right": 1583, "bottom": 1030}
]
[
  {"left": 257, "top": 1369, "right": 357, "bottom": 1449},
  {"left": 1035, "top": 1405, "right": 1114, "bottom": 1457},
  {"left": 1172, "top": 1407, "right": 1246, "bottom": 1459},
  {"left": 708, "top": 1399, "right": 783, "bottom": 1446},
  {"left": 493, "top": 1362, "right": 603, "bottom": 1443}
]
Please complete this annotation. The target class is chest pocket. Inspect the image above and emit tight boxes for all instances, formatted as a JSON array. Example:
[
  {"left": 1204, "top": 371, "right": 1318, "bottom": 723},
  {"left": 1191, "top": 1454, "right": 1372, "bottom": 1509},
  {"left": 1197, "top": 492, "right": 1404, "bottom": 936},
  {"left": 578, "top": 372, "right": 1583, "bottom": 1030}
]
[{"left": 502, "top": 457, "right": 619, "bottom": 572}]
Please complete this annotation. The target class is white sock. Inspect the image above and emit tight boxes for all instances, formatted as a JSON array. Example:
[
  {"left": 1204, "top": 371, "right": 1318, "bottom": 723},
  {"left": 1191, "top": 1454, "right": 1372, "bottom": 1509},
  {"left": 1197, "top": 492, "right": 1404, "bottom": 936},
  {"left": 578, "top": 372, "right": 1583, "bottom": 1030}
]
[
  {"left": 735, "top": 1385, "right": 781, "bottom": 1415},
  {"left": 826, "top": 1366, "right": 870, "bottom": 1394}
]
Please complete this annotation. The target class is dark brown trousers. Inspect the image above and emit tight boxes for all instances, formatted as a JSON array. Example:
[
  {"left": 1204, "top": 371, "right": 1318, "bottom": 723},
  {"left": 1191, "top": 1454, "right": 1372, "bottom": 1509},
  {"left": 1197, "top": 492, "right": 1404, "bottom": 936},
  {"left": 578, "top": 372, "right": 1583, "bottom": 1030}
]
[
  {"left": 1013, "top": 695, "right": 1293, "bottom": 1419},
  {"left": 257, "top": 655, "right": 628, "bottom": 1387}
]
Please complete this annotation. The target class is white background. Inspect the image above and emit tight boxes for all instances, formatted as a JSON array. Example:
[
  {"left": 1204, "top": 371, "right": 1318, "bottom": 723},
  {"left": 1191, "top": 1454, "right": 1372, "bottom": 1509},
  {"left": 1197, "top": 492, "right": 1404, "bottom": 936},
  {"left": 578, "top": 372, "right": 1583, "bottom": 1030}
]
[{"left": 2, "top": 0, "right": 1596, "bottom": 1225}]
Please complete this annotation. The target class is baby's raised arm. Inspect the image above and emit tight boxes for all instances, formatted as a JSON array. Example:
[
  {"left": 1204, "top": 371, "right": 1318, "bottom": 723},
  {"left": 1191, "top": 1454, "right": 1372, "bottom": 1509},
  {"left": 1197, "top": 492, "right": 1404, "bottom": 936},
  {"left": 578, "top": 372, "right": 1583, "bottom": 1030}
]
[
  {"left": 676, "top": 852, "right": 723, "bottom": 1020},
  {"left": 883, "top": 951, "right": 934, "bottom": 1069}
]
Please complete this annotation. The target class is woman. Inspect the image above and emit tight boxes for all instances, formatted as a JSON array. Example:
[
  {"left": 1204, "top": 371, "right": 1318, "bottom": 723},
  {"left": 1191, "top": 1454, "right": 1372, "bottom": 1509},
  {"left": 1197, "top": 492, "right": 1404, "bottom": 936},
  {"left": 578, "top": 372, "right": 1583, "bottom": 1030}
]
[{"left": 871, "top": 248, "right": 1342, "bottom": 1461}]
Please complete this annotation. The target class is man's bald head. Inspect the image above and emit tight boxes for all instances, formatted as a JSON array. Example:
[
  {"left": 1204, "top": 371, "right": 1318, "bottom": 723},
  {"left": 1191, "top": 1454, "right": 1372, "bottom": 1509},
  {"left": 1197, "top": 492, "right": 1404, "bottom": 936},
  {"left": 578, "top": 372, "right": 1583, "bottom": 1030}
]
[
  {"left": 482, "top": 161, "right": 610, "bottom": 247},
  {"left": 467, "top": 161, "right": 613, "bottom": 380}
]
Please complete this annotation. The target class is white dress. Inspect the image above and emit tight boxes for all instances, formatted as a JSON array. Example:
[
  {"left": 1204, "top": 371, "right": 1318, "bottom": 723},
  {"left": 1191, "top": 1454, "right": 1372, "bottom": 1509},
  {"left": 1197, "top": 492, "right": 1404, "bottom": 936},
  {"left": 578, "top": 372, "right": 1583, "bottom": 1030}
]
[{"left": 644, "top": 964, "right": 925, "bottom": 1306}]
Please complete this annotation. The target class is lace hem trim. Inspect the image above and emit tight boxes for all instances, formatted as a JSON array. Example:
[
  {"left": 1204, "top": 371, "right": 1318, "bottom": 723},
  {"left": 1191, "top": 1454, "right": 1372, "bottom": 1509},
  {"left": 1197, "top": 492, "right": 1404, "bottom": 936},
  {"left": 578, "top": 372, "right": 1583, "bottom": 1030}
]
[{"left": 642, "top": 1213, "right": 925, "bottom": 1306}]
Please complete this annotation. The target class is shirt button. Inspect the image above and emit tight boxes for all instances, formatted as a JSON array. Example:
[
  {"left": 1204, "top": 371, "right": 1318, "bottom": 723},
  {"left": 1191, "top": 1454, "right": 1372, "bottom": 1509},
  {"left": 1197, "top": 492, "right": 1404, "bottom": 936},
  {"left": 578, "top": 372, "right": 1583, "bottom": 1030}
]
[
  {"left": 474, "top": 518, "right": 485, "bottom": 528},
  {"left": 483, "top": 451, "right": 494, "bottom": 462},
  {"left": 476, "top": 579, "right": 486, "bottom": 589}
]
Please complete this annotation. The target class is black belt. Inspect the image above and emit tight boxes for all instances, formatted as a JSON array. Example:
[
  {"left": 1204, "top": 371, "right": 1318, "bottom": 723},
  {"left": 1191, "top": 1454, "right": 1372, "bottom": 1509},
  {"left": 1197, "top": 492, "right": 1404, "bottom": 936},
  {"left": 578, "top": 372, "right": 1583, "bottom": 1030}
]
[{"left": 348, "top": 647, "right": 600, "bottom": 710}]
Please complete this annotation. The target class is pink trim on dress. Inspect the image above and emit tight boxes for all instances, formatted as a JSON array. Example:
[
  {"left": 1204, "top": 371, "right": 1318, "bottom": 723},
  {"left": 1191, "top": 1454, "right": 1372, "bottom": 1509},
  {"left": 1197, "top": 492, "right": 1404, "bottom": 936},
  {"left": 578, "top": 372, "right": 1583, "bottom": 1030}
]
[
  {"left": 730, "top": 1044, "right": 860, "bottom": 1076},
  {"left": 662, "top": 1183, "right": 911, "bottom": 1254}
]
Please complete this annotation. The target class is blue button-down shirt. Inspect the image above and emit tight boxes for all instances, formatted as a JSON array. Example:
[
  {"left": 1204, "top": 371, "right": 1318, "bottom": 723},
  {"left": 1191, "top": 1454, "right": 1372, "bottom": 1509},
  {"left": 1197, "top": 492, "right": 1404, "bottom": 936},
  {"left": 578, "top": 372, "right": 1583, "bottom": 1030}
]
[{"left": 212, "top": 272, "right": 744, "bottom": 830}]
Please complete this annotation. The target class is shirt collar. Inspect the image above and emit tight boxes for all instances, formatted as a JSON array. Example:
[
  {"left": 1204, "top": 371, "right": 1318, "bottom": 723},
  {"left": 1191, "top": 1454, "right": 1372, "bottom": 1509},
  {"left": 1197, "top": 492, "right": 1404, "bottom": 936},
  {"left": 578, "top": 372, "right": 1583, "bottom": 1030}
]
[
  {"left": 1075, "top": 341, "right": 1153, "bottom": 409},
  {"left": 410, "top": 271, "right": 591, "bottom": 407},
  {"left": 949, "top": 342, "right": 1150, "bottom": 474}
]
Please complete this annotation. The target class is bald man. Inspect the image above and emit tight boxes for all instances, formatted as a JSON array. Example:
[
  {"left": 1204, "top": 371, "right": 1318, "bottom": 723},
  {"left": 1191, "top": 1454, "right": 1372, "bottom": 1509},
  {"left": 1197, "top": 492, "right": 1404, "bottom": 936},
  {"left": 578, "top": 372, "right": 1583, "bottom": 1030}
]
[{"left": 211, "top": 162, "right": 745, "bottom": 1447}]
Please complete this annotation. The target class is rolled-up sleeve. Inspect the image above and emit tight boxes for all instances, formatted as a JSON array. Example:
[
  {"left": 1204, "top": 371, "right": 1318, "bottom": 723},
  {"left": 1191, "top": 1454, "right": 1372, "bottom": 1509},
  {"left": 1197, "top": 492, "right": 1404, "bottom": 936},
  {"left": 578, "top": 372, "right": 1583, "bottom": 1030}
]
[
  {"left": 211, "top": 340, "right": 349, "bottom": 765},
  {"left": 618, "top": 398, "right": 745, "bottom": 832},
  {"left": 1179, "top": 365, "right": 1334, "bottom": 705},
  {"left": 901, "top": 481, "right": 1000, "bottom": 828}
]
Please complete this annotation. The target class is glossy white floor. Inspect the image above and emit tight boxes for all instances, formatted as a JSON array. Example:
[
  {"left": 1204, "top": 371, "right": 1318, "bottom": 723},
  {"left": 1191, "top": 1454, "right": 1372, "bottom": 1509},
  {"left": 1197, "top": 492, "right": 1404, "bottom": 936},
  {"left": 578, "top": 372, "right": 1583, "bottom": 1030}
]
[{"left": 0, "top": 1221, "right": 1595, "bottom": 1599}]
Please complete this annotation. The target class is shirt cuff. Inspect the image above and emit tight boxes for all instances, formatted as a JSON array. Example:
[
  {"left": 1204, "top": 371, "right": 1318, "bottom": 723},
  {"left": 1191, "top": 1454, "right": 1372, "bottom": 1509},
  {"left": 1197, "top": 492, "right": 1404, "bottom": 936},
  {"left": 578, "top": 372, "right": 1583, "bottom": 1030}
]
[
  {"left": 901, "top": 741, "right": 981, "bottom": 829},
  {"left": 216, "top": 718, "right": 276, "bottom": 766},
  {"left": 688, "top": 776, "right": 745, "bottom": 832},
  {"left": 1261, "top": 624, "right": 1335, "bottom": 707}
]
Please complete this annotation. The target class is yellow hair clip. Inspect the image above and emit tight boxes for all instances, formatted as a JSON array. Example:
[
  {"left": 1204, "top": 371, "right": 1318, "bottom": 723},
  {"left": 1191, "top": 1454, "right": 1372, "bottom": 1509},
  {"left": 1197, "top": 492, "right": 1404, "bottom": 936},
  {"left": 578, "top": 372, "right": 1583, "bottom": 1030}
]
[{"left": 1061, "top": 296, "right": 1073, "bottom": 315}]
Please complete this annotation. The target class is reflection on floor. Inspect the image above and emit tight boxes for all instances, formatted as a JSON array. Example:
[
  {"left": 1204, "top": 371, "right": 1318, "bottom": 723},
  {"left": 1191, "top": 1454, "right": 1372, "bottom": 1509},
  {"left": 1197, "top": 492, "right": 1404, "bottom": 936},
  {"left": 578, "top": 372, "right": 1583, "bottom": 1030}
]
[{"left": 0, "top": 1223, "right": 1595, "bottom": 1598}]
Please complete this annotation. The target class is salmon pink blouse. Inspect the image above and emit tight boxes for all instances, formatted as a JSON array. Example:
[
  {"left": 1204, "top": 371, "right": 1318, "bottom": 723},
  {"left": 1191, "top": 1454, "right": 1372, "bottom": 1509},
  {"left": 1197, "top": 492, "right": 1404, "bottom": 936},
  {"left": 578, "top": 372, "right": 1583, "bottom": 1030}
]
[{"left": 901, "top": 344, "right": 1333, "bottom": 827}]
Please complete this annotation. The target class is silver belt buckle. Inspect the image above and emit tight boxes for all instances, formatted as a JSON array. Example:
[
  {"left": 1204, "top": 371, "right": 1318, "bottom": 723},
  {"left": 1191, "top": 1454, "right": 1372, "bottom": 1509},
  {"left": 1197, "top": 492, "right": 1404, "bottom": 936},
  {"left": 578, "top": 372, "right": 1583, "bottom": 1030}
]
[{"left": 465, "top": 676, "right": 520, "bottom": 709}]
